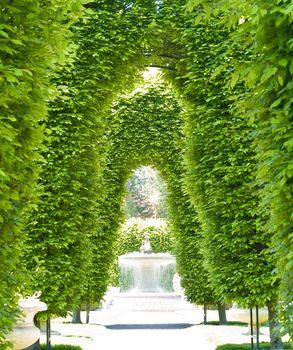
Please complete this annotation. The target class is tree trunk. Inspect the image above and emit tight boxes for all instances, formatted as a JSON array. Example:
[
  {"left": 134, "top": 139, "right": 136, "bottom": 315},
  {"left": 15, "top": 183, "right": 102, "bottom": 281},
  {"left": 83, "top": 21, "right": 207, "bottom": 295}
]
[
  {"left": 217, "top": 303, "right": 227, "bottom": 325},
  {"left": 86, "top": 302, "right": 90, "bottom": 324},
  {"left": 72, "top": 308, "right": 82, "bottom": 324},
  {"left": 268, "top": 304, "right": 284, "bottom": 350},
  {"left": 203, "top": 304, "right": 207, "bottom": 324}
]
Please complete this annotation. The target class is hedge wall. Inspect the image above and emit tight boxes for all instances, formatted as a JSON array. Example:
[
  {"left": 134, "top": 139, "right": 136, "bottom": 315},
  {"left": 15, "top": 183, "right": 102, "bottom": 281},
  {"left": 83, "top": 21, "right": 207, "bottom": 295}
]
[
  {"left": 1, "top": 0, "right": 291, "bottom": 344},
  {"left": 0, "top": 0, "right": 84, "bottom": 346},
  {"left": 96, "top": 77, "right": 218, "bottom": 305},
  {"left": 185, "top": 0, "right": 293, "bottom": 335},
  {"left": 159, "top": 0, "right": 279, "bottom": 309},
  {"left": 24, "top": 0, "right": 158, "bottom": 316},
  {"left": 116, "top": 218, "right": 175, "bottom": 256}
]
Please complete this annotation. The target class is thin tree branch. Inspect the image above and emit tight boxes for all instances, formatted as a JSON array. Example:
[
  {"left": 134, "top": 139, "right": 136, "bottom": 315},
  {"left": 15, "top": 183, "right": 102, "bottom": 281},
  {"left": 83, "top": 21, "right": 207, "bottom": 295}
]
[
  {"left": 146, "top": 64, "right": 177, "bottom": 71},
  {"left": 144, "top": 52, "right": 184, "bottom": 60}
]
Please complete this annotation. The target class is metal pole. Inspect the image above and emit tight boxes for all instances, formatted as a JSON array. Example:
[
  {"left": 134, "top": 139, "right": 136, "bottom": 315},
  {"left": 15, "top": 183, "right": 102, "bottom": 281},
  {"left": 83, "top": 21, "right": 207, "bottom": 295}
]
[
  {"left": 46, "top": 317, "right": 51, "bottom": 350},
  {"left": 256, "top": 305, "right": 260, "bottom": 350},
  {"left": 250, "top": 308, "right": 254, "bottom": 350}
]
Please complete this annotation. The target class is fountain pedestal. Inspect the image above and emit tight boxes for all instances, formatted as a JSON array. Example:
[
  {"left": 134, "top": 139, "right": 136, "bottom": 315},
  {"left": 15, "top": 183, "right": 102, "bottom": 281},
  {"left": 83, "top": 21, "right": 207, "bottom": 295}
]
[{"left": 6, "top": 297, "right": 47, "bottom": 350}]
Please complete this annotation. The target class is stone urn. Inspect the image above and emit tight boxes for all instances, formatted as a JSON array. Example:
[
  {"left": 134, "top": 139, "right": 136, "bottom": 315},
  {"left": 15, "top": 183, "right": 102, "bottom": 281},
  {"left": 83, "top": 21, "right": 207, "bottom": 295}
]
[
  {"left": 6, "top": 297, "right": 47, "bottom": 350},
  {"left": 228, "top": 307, "right": 268, "bottom": 334}
]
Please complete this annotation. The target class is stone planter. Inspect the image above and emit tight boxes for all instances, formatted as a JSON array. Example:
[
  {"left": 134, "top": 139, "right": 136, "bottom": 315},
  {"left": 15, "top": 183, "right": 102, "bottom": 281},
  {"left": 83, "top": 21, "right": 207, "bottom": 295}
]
[
  {"left": 6, "top": 297, "right": 47, "bottom": 350},
  {"left": 228, "top": 307, "right": 268, "bottom": 334}
]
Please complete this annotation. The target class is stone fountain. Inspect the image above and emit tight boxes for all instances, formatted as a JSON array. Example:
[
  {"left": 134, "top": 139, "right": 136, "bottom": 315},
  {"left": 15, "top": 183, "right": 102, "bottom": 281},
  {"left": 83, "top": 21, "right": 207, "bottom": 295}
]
[
  {"left": 103, "top": 233, "right": 196, "bottom": 312},
  {"left": 118, "top": 233, "right": 176, "bottom": 294}
]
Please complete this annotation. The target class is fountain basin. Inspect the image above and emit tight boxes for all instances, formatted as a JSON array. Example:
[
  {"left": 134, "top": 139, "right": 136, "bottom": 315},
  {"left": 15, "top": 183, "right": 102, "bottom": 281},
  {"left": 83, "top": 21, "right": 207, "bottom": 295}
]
[{"left": 119, "top": 252, "right": 176, "bottom": 293}]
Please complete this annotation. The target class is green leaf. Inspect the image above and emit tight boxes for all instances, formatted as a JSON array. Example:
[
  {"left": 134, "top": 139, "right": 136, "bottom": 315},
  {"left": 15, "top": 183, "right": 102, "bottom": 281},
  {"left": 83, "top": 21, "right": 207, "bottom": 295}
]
[
  {"left": 277, "top": 75, "right": 284, "bottom": 86},
  {"left": 261, "top": 66, "right": 278, "bottom": 83},
  {"left": 0, "top": 30, "right": 9, "bottom": 38}
]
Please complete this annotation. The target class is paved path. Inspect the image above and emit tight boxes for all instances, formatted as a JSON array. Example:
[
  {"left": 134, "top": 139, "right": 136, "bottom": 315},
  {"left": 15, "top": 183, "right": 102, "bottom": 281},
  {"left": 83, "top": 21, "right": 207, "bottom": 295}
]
[{"left": 40, "top": 307, "right": 272, "bottom": 350}]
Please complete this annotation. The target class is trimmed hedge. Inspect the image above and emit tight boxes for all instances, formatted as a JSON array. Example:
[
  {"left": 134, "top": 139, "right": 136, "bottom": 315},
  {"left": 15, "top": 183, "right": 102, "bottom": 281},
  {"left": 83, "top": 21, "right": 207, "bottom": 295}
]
[
  {"left": 186, "top": 0, "right": 293, "bottom": 337},
  {"left": 1, "top": 0, "right": 291, "bottom": 345},
  {"left": 25, "top": 0, "right": 157, "bottom": 316},
  {"left": 117, "top": 218, "right": 175, "bottom": 255},
  {"left": 160, "top": 0, "right": 279, "bottom": 309},
  {"left": 0, "top": 0, "right": 85, "bottom": 346},
  {"left": 97, "top": 76, "right": 219, "bottom": 305}
]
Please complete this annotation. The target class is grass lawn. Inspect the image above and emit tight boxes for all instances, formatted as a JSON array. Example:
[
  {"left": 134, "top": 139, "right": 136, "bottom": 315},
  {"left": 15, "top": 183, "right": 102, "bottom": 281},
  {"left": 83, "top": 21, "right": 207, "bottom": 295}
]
[
  {"left": 203, "top": 321, "right": 248, "bottom": 326},
  {"left": 40, "top": 345, "right": 82, "bottom": 350}
]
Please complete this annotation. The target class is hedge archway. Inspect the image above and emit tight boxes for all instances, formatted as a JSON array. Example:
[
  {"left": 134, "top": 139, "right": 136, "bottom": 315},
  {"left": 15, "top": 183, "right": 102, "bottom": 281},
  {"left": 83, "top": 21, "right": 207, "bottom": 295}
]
[
  {"left": 92, "top": 76, "right": 218, "bottom": 306},
  {"left": 1, "top": 0, "right": 291, "bottom": 345},
  {"left": 23, "top": 0, "right": 283, "bottom": 329},
  {"left": 24, "top": 0, "right": 158, "bottom": 315}
]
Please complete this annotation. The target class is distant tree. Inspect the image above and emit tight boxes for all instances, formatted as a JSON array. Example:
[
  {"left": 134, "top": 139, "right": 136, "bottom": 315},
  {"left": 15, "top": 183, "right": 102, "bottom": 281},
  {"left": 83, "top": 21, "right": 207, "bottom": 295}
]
[{"left": 124, "top": 166, "right": 168, "bottom": 219}]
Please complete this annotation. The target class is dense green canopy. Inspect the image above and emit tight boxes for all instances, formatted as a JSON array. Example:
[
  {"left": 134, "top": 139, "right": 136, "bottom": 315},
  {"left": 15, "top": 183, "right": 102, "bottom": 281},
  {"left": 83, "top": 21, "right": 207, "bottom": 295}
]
[
  {"left": 95, "top": 78, "right": 216, "bottom": 305},
  {"left": 0, "top": 0, "right": 85, "bottom": 346},
  {"left": 0, "top": 0, "right": 292, "bottom": 347}
]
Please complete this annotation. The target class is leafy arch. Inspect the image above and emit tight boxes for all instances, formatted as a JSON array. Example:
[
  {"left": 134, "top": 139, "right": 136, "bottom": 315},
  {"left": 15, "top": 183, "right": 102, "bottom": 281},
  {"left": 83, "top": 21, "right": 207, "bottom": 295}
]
[
  {"left": 24, "top": 0, "right": 280, "bottom": 317},
  {"left": 24, "top": 0, "right": 159, "bottom": 315},
  {"left": 1, "top": 0, "right": 290, "bottom": 344},
  {"left": 94, "top": 77, "right": 216, "bottom": 305}
]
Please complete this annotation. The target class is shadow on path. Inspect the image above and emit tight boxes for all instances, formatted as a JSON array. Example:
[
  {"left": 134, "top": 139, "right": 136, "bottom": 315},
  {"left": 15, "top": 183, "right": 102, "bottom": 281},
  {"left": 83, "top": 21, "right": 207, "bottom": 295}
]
[{"left": 105, "top": 323, "right": 195, "bottom": 330}]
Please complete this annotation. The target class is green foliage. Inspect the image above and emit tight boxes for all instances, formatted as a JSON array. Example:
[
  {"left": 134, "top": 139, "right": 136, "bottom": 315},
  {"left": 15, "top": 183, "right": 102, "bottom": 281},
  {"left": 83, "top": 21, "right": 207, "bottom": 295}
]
[
  {"left": 2, "top": 0, "right": 291, "bottom": 346},
  {"left": 186, "top": 0, "right": 293, "bottom": 337},
  {"left": 245, "top": 1, "right": 293, "bottom": 336},
  {"left": 116, "top": 219, "right": 175, "bottom": 255},
  {"left": 162, "top": 3, "right": 279, "bottom": 308},
  {"left": 24, "top": 0, "right": 158, "bottom": 316},
  {"left": 167, "top": 165, "right": 217, "bottom": 305},
  {"left": 98, "top": 76, "right": 218, "bottom": 305},
  {"left": 0, "top": 0, "right": 85, "bottom": 346}
]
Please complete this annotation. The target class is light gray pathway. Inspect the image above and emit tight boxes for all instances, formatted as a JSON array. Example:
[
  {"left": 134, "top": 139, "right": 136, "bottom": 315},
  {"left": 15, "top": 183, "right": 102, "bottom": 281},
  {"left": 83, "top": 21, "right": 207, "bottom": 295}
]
[{"left": 40, "top": 305, "right": 272, "bottom": 350}]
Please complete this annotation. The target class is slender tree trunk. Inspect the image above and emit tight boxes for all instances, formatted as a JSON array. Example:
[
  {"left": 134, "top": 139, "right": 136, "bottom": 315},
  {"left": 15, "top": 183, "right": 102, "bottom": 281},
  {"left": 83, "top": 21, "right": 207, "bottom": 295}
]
[
  {"left": 268, "top": 303, "right": 284, "bottom": 350},
  {"left": 86, "top": 302, "right": 90, "bottom": 324},
  {"left": 72, "top": 308, "right": 82, "bottom": 324},
  {"left": 217, "top": 303, "right": 227, "bottom": 325},
  {"left": 46, "top": 317, "right": 51, "bottom": 350},
  {"left": 203, "top": 304, "right": 207, "bottom": 324}
]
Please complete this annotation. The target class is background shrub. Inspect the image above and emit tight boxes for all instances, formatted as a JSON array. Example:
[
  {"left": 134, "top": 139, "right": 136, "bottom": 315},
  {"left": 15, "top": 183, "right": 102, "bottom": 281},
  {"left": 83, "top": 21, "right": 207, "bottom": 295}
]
[{"left": 117, "top": 218, "right": 175, "bottom": 255}]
